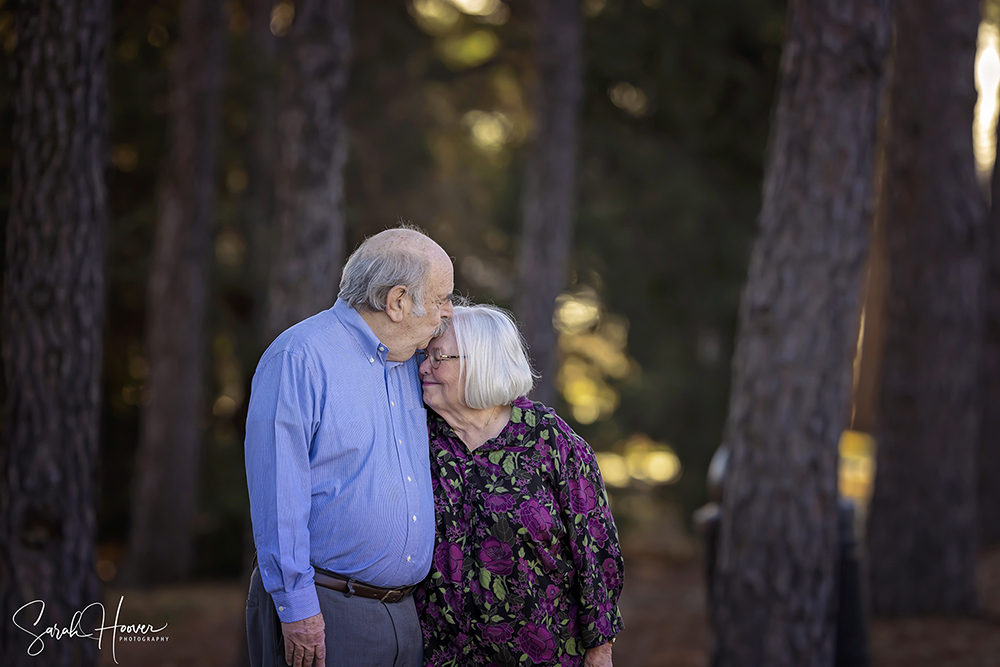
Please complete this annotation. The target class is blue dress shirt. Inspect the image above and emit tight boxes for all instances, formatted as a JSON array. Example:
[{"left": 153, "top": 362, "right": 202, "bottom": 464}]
[{"left": 245, "top": 299, "right": 434, "bottom": 623}]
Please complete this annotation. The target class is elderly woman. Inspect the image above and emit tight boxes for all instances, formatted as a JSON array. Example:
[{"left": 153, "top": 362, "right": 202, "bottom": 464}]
[{"left": 415, "top": 303, "right": 624, "bottom": 667}]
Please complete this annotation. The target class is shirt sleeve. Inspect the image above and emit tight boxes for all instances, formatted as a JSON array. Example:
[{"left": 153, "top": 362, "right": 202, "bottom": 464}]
[
  {"left": 245, "top": 350, "right": 322, "bottom": 623},
  {"left": 550, "top": 412, "right": 625, "bottom": 649}
]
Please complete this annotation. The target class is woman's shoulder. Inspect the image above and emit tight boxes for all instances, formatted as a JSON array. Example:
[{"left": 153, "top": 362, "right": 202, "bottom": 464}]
[{"left": 509, "top": 397, "right": 576, "bottom": 440}]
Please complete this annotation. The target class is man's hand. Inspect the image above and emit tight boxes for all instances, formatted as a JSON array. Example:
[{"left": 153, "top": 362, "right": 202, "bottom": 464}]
[
  {"left": 583, "top": 641, "right": 613, "bottom": 667},
  {"left": 281, "top": 612, "right": 326, "bottom": 667}
]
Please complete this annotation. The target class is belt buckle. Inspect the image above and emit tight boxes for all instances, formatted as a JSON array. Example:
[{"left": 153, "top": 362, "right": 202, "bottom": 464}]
[
  {"left": 379, "top": 588, "right": 395, "bottom": 603},
  {"left": 344, "top": 579, "right": 356, "bottom": 598}
]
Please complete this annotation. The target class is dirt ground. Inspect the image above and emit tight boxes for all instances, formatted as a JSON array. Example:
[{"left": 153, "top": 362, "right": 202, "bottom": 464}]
[{"left": 94, "top": 547, "right": 1000, "bottom": 667}]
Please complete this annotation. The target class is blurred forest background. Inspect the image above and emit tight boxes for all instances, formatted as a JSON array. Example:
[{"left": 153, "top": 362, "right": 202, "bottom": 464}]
[
  {"left": 3, "top": 0, "right": 1000, "bottom": 665},
  {"left": 3, "top": 0, "right": 785, "bottom": 578}
]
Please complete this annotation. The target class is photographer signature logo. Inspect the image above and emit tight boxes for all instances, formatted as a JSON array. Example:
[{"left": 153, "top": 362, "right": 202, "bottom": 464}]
[{"left": 12, "top": 596, "right": 168, "bottom": 664}]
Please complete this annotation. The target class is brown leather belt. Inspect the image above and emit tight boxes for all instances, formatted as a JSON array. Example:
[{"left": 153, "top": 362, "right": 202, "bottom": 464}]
[{"left": 312, "top": 566, "right": 417, "bottom": 604}]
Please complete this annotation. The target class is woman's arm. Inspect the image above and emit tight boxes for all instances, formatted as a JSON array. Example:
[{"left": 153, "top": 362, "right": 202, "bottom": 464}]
[
  {"left": 547, "top": 409, "right": 626, "bottom": 649},
  {"left": 584, "top": 641, "right": 614, "bottom": 667}
]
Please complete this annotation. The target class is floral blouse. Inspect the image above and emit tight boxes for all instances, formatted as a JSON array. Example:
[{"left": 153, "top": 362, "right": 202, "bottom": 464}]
[{"left": 415, "top": 397, "right": 624, "bottom": 667}]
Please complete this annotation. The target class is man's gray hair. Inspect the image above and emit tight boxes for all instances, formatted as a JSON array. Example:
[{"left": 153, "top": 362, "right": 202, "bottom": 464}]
[
  {"left": 338, "top": 227, "right": 431, "bottom": 316},
  {"left": 452, "top": 304, "right": 537, "bottom": 409}
]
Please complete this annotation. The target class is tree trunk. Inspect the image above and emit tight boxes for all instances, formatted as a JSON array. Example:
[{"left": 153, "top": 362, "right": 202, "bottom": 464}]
[
  {"left": 0, "top": 1, "right": 109, "bottom": 664},
  {"left": 124, "top": 0, "right": 225, "bottom": 585},
  {"left": 266, "top": 0, "right": 353, "bottom": 342},
  {"left": 867, "top": 1, "right": 985, "bottom": 614},
  {"left": 710, "top": 1, "right": 890, "bottom": 665},
  {"left": 248, "top": 0, "right": 279, "bottom": 234},
  {"left": 236, "top": 10, "right": 280, "bottom": 667},
  {"left": 982, "top": 103, "right": 1000, "bottom": 548},
  {"left": 515, "top": 0, "right": 582, "bottom": 406}
]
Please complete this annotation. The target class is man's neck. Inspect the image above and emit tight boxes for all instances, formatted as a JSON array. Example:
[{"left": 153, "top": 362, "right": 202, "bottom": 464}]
[{"left": 358, "top": 308, "right": 413, "bottom": 361}]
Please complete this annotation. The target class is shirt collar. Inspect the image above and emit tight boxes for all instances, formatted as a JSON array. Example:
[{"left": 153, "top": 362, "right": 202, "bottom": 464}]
[{"left": 332, "top": 298, "right": 394, "bottom": 365}]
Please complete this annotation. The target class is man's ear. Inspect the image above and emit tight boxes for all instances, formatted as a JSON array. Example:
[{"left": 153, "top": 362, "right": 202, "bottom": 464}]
[{"left": 385, "top": 285, "right": 408, "bottom": 323}]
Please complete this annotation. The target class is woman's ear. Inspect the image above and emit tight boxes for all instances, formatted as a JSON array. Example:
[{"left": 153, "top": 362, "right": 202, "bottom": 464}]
[{"left": 385, "top": 284, "right": 408, "bottom": 323}]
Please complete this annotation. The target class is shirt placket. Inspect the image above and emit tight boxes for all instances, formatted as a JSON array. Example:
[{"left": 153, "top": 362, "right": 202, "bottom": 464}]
[{"left": 385, "top": 356, "right": 419, "bottom": 573}]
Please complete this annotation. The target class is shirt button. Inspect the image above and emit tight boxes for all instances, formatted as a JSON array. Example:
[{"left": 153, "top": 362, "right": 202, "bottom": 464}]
[
  {"left": 407, "top": 476, "right": 411, "bottom": 482},
  {"left": 406, "top": 556, "right": 411, "bottom": 562},
  {"left": 412, "top": 515, "right": 417, "bottom": 521},
  {"left": 391, "top": 401, "right": 395, "bottom": 406},
  {"left": 398, "top": 439, "right": 402, "bottom": 444},
  {"left": 278, "top": 606, "right": 285, "bottom": 612},
  {"left": 369, "top": 357, "right": 374, "bottom": 363},
  {"left": 379, "top": 346, "right": 385, "bottom": 351}
]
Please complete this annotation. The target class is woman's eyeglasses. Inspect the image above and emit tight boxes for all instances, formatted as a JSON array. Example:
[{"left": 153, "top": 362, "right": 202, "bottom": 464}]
[{"left": 417, "top": 349, "right": 464, "bottom": 369}]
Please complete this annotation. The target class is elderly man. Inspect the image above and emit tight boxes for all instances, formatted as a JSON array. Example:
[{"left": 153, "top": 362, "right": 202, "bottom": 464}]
[{"left": 245, "top": 227, "right": 454, "bottom": 667}]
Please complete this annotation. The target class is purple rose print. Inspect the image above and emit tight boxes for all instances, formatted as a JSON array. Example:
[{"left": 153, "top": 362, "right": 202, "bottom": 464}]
[
  {"left": 588, "top": 516, "right": 608, "bottom": 547},
  {"left": 520, "top": 499, "right": 553, "bottom": 541},
  {"left": 539, "top": 596, "right": 557, "bottom": 617},
  {"left": 518, "top": 623, "right": 555, "bottom": 663},
  {"left": 434, "top": 541, "right": 464, "bottom": 583},
  {"left": 485, "top": 494, "right": 515, "bottom": 513},
  {"left": 568, "top": 477, "right": 597, "bottom": 513},
  {"left": 443, "top": 586, "right": 462, "bottom": 614},
  {"left": 602, "top": 558, "right": 621, "bottom": 590},
  {"left": 596, "top": 614, "right": 612, "bottom": 636},
  {"left": 482, "top": 623, "right": 513, "bottom": 644},
  {"left": 479, "top": 536, "right": 514, "bottom": 575}
]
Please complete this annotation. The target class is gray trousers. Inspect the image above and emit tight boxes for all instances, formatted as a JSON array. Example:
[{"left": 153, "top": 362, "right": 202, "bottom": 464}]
[{"left": 246, "top": 567, "right": 423, "bottom": 667}]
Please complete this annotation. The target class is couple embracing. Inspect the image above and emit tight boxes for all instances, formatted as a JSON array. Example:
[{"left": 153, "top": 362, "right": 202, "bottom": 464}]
[{"left": 245, "top": 227, "right": 624, "bottom": 667}]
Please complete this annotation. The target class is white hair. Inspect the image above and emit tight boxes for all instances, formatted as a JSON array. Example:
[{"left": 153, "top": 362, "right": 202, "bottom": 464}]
[
  {"left": 338, "top": 228, "right": 430, "bottom": 316},
  {"left": 451, "top": 304, "right": 537, "bottom": 409}
]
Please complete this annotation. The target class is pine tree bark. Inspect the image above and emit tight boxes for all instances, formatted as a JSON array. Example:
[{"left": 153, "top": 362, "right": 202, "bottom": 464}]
[
  {"left": 515, "top": 0, "right": 582, "bottom": 405},
  {"left": 710, "top": 1, "right": 890, "bottom": 665},
  {"left": 124, "top": 0, "right": 225, "bottom": 585},
  {"left": 266, "top": 0, "right": 353, "bottom": 342},
  {"left": 0, "top": 1, "right": 109, "bottom": 664},
  {"left": 248, "top": 0, "right": 279, "bottom": 233},
  {"left": 981, "top": 113, "right": 1000, "bottom": 548},
  {"left": 235, "top": 9, "right": 280, "bottom": 667},
  {"left": 867, "top": 0, "right": 985, "bottom": 613}
]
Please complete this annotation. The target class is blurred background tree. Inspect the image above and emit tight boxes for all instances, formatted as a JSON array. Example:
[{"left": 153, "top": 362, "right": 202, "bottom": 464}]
[
  {"left": 123, "top": 0, "right": 226, "bottom": 585},
  {"left": 515, "top": 0, "right": 582, "bottom": 406},
  {"left": 983, "top": 0, "right": 1000, "bottom": 550},
  {"left": 0, "top": 1, "right": 109, "bottom": 665},
  {"left": 866, "top": 0, "right": 984, "bottom": 615},
  {"left": 265, "top": 0, "right": 352, "bottom": 341},
  {"left": 710, "top": 0, "right": 890, "bottom": 663}
]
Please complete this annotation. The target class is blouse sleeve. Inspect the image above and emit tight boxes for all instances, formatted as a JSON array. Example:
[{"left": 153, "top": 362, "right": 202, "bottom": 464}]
[{"left": 547, "top": 410, "right": 625, "bottom": 649}]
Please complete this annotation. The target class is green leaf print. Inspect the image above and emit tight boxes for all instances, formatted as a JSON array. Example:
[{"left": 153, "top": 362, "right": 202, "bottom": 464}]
[
  {"left": 502, "top": 456, "right": 515, "bottom": 475},
  {"left": 493, "top": 516, "right": 515, "bottom": 544},
  {"left": 492, "top": 577, "right": 506, "bottom": 601},
  {"left": 489, "top": 450, "right": 504, "bottom": 465},
  {"left": 480, "top": 568, "right": 491, "bottom": 589}
]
